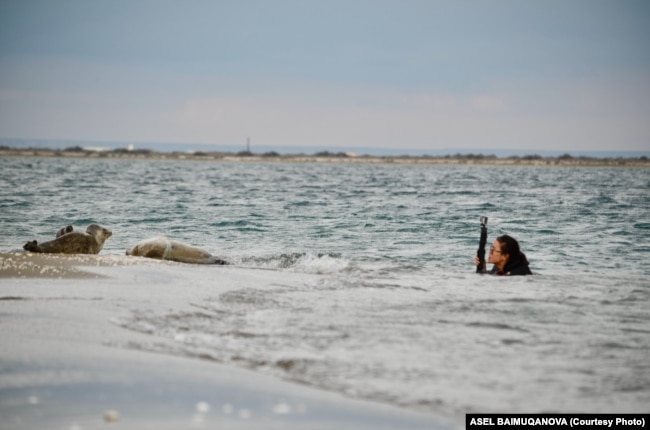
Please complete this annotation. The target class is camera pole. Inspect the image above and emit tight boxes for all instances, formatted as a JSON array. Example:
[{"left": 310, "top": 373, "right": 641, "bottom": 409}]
[{"left": 477, "top": 216, "right": 488, "bottom": 273}]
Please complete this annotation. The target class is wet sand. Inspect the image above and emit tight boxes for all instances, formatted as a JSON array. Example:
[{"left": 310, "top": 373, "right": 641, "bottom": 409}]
[{"left": 0, "top": 252, "right": 454, "bottom": 429}]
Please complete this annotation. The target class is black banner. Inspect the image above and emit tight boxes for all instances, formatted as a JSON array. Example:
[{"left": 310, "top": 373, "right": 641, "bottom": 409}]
[{"left": 466, "top": 414, "right": 648, "bottom": 429}]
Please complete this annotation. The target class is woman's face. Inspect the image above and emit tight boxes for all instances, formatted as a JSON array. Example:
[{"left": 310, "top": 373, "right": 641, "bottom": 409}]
[{"left": 488, "top": 239, "right": 509, "bottom": 267}]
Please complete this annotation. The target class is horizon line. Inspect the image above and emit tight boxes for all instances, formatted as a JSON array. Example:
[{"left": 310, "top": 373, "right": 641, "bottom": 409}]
[{"left": 1, "top": 137, "right": 648, "bottom": 159}]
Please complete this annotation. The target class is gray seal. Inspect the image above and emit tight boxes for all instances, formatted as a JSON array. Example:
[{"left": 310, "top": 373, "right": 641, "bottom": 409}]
[
  {"left": 23, "top": 224, "right": 112, "bottom": 254},
  {"left": 126, "top": 237, "right": 227, "bottom": 265}
]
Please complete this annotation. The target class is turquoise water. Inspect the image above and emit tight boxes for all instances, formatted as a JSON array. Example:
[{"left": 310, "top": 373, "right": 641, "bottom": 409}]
[{"left": 1, "top": 156, "right": 649, "bottom": 418}]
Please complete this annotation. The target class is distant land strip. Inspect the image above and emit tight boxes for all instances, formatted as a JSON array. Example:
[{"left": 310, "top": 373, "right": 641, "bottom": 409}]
[{"left": 1, "top": 145, "right": 649, "bottom": 167}]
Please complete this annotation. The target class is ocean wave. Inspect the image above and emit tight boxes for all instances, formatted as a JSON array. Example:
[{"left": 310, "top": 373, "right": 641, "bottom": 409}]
[{"left": 234, "top": 252, "right": 351, "bottom": 274}]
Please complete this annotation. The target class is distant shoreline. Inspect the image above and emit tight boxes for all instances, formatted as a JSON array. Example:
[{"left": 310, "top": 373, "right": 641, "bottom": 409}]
[{"left": 2, "top": 146, "right": 649, "bottom": 167}]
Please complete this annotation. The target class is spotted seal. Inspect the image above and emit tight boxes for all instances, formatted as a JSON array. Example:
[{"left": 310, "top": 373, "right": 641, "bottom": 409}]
[
  {"left": 23, "top": 224, "right": 112, "bottom": 254},
  {"left": 126, "top": 237, "right": 227, "bottom": 265}
]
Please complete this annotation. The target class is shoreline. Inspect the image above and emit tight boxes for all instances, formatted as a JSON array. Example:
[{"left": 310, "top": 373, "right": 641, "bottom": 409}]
[
  {"left": 2, "top": 147, "right": 648, "bottom": 167},
  {"left": 0, "top": 253, "right": 455, "bottom": 429}
]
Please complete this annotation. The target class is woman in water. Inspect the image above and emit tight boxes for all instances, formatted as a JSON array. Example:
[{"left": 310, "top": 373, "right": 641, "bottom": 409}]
[{"left": 475, "top": 234, "right": 532, "bottom": 276}]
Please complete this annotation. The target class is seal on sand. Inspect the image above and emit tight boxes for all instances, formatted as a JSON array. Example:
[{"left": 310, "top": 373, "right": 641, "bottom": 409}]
[
  {"left": 126, "top": 237, "right": 227, "bottom": 265},
  {"left": 23, "top": 224, "right": 112, "bottom": 254}
]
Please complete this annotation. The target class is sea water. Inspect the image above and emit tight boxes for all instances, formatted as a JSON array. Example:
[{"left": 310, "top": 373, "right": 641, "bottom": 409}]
[{"left": 1, "top": 156, "right": 649, "bottom": 419}]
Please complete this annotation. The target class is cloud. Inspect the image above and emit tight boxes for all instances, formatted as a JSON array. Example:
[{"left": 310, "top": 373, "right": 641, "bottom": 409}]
[
  {"left": 466, "top": 95, "right": 509, "bottom": 113},
  {"left": 159, "top": 82, "right": 647, "bottom": 151},
  {"left": 1, "top": 51, "right": 648, "bottom": 152}
]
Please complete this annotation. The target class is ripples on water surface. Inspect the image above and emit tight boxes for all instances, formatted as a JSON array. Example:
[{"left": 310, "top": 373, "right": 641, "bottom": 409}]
[{"left": 1, "top": 156, "right": 649, "bottom": 418}]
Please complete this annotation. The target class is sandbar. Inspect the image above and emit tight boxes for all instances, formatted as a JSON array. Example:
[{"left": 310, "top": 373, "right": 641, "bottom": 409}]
[{"left": 0, "top": 252, "right": 454, "bottom": 429}]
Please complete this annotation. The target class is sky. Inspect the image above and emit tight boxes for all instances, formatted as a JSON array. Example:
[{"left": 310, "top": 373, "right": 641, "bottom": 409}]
[{"left": 0, "top": 0, "right": 649, "bottom": 154}]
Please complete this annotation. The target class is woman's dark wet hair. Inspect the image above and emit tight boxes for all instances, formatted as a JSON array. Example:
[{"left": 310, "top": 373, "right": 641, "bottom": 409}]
[
  {"left": 496, "top": 235, "right": 520, "bottom": 257},
  {"left": 496, "top": 235, "right": 532, "bottom": 275}
]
